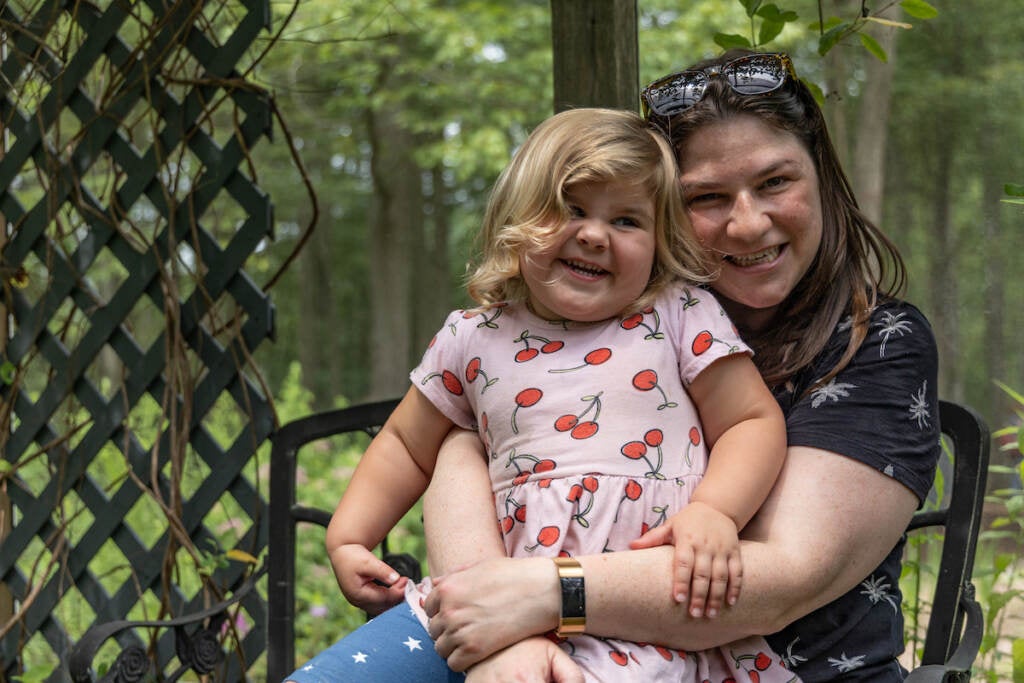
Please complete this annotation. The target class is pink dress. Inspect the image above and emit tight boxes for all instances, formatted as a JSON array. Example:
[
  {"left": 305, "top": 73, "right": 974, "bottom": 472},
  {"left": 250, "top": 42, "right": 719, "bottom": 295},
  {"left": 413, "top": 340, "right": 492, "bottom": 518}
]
[{"left": 406, "top": 282, "right": 799, "bottom": 682}]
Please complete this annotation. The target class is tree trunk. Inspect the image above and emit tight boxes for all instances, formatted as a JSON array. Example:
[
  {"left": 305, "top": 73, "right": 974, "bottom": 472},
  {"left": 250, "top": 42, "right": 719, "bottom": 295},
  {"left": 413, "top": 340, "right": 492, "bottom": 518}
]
[
  {"left": 296, "top": 206, "right": 344, "bottom": 409},
  {"left": 550, "top": 0, "right": 638, "bottom": 112},
  {"left": 929, "top": 140, "right": 960, "bottom": 402},
  {"left": 851, "top": 16, "right": 898, "bottom": 223},
  {"left": 413, "top": 165, "right": 453, "bottom": 358},
  {"left": 366, "top": 106, "right": 420, "bottom": 400}
]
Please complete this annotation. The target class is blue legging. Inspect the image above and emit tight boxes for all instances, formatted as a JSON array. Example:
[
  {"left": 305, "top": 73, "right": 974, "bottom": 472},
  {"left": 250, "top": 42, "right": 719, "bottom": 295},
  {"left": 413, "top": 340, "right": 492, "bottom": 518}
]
[{"left": 284, "top": 603, "right": 465, "bottom": 682}]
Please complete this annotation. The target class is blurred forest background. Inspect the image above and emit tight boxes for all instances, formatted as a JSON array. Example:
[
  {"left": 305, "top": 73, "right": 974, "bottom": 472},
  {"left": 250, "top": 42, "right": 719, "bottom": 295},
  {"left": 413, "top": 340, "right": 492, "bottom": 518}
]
[{"left": 245, "top": 0, "right": 1023, "bottom": 457}]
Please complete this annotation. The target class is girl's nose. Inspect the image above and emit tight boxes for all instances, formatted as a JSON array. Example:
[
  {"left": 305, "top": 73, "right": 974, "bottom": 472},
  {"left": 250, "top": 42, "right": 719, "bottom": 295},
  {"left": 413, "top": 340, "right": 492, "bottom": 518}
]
[
  {"left": 575, "top": 220, "right": 609, "bottom": 250},
  {"left": 726, "top": 192, "right": 772, "bottom": 241}
]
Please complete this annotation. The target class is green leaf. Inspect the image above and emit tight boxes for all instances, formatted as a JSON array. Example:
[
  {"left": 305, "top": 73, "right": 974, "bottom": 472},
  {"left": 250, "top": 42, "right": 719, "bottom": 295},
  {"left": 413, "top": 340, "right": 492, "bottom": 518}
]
[
  {"left": 1005, "top": 183, "right": 1024, "bottom": 197},
  {"left": 817, "top": 22, "right": 851, "bottom": 55},
  {"left": 1012, "top": 637, "right": 1024, "bottom": 681},
  {"left": 802, "top": 78, "right": 826, "bottom": 105},
  {"left": 758, "top": 19, "right": 785, "bottom": 45},
  {"left": 714, "top": 33, "right": 753, "bottom": 50},
  {"left": 859, "top": 32, "right": 888, "bottom": 62},
  {"left": 900, "top": 0, "right": 939, "bottom": 20},
  {"left": 756, "top": 3, "right": 798, "bottom": 23},
  {"left": 740, "top": 0, "right": 762, "bottom": 18}
]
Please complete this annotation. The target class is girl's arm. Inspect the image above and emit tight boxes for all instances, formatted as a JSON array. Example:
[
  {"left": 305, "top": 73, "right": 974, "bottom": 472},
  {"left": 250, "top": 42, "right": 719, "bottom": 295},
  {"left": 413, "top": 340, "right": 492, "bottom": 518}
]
[
  {"left": 631, "top": 353, "right": 787, "bottom": 616},
  {"left": 325, "top": 385, "right": 453, "bottom": 613}
]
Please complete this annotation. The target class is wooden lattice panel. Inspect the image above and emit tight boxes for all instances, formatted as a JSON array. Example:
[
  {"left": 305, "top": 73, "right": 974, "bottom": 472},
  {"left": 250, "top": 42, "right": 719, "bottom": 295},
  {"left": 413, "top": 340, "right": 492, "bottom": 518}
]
[{"left": 0, "top": 1, "right": 276, "bottom": 678}]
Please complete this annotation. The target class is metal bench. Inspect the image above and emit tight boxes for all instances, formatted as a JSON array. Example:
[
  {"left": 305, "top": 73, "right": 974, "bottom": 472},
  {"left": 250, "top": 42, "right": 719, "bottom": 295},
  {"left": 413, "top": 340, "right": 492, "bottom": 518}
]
[{"left": 69, "top": 398, "right": 989, "bottom": 682}]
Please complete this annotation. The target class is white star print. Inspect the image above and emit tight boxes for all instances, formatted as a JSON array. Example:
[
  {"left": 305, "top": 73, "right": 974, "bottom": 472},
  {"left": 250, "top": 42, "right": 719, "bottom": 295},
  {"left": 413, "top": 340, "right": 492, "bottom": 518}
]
[
  {"left": 352, "top": 651, "right": 368, "bottom": 664},
  {"left": 404, "top": 635, "right": 423, "bottom": 651},
  {"left": 302, "top": 664, "right": 314, "bottom": 672}
]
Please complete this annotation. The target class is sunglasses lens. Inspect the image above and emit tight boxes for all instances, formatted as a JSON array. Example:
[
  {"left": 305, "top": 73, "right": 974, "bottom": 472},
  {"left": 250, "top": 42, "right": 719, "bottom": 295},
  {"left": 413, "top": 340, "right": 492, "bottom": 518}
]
[
  {"left": 644, "top": 73, "right": 707, "bottom": 116},
  {"left": 725, "top": 55, "right": 787, "bottom": 94}
]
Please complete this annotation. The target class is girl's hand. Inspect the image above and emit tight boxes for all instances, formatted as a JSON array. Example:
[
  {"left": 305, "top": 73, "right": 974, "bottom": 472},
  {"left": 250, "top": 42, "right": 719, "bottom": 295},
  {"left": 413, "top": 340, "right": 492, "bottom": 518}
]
[
  {"left": 328, "top": 543, "right": 409, "bottom": 616},
  {"left": 629, "top": 501, "right": 742, "bottom": 618},
  {"left": 424, "top": 557, "right": 559, "bottom": 670},
  {"left": 465, "top": 637, "right": 585, "bottom": 683}
]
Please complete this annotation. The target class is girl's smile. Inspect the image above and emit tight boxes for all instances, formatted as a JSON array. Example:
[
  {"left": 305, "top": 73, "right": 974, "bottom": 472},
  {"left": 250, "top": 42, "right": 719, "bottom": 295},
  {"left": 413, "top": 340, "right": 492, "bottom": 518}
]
[{"left": 520, "top": 180, "right": 656, "bottom": 323}]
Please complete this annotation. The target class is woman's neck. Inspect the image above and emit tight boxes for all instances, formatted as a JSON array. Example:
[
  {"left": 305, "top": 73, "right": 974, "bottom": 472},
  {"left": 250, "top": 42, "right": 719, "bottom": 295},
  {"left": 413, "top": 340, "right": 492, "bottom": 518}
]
[{"left": 716, "top": 295, "right": 779, "bottom": 334}]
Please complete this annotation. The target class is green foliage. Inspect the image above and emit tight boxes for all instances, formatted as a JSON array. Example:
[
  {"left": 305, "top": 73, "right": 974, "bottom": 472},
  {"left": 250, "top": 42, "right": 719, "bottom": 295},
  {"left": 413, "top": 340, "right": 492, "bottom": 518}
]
[
  {"left": 1005, "top": 183, "right": 1024, "bottom": 207},
  {"left": 11, "top": 664, "right": 56, "bottom": 683}
]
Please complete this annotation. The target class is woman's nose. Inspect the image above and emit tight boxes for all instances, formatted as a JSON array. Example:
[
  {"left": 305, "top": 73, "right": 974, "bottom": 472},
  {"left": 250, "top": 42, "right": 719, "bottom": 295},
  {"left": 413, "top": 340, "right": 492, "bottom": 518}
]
[
  {"left": 727, "top": 193, "right": 772, "bottom": 240},
  {"left": 575, "top": 220, "right": 609, "bottom": 250}
]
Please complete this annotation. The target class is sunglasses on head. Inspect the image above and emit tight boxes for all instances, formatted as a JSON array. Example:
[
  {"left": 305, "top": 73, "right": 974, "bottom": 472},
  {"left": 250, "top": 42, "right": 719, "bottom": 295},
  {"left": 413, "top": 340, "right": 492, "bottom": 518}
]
[{"left": 641, "top": 53, "right": 796, "bottom": 119}]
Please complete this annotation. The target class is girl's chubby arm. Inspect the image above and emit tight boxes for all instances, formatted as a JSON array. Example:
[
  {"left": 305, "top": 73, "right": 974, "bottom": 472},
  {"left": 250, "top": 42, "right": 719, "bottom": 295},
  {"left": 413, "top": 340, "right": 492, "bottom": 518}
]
[
  {"left": 325, "top": 385, "right": 453, "bottom": 615},
  {"left": 631, "top": 353, "right": 787, "bottom": 617}
]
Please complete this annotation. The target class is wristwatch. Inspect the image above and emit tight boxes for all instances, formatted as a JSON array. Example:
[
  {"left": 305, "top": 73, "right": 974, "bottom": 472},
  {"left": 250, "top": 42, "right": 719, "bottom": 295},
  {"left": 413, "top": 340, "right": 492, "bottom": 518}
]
[{"left": 552, "top": 556, "right": 585, "bottom": 637}]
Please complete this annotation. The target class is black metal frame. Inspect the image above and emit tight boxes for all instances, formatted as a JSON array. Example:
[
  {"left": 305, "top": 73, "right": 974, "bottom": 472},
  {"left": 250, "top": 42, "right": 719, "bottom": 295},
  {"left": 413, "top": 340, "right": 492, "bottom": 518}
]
[{"left": 256, "top": 397, "right": 990, "bottom": 682}]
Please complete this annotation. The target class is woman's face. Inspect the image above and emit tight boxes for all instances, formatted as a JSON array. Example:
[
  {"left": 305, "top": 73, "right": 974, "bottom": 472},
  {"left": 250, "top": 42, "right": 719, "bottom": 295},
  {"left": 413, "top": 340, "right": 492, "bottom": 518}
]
[{"left": 677, "top": 115, "right": 823, "bottom": 330}]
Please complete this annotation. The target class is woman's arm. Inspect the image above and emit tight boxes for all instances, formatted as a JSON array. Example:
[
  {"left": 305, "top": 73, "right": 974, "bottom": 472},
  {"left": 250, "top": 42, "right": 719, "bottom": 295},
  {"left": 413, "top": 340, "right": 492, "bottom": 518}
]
[
  {"left": 423, "top": 429, "right": 507, "bottom": 574},
  {"left": 426, "top": 442, "right": 919, "bottom": 669}
]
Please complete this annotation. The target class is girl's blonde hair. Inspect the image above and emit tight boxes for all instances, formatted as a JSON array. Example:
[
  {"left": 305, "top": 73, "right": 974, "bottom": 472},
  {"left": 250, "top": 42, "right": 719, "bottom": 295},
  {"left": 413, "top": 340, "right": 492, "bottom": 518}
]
[{"left": 466, "top": 108, "right": 711, "bottom": 312}]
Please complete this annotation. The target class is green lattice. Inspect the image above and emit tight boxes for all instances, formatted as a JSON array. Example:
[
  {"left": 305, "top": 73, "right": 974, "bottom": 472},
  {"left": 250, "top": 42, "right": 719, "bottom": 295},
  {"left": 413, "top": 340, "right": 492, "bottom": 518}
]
[{"left": 0, "top": 0, "right": 277, "bottom": 679}]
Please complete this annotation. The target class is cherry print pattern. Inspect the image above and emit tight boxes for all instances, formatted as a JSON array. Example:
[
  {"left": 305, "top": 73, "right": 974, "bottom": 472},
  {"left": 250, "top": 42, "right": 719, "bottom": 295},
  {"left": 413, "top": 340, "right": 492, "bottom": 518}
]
[
  {"left": 632, "top": 369, "right": 679, "bottom": 409},
  {"left": 619, "top": 305, "right": 664, "bottom": 340}
]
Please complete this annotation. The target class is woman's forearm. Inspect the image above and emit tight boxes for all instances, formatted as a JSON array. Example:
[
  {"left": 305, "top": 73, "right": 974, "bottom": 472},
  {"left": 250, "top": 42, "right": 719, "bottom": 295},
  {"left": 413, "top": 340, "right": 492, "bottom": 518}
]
[
  {"left": 423, "top": 429, "right": 507, "bottom": 574},
  {"left": 580, "top": 445, "right": 919, "bottom": 649}
]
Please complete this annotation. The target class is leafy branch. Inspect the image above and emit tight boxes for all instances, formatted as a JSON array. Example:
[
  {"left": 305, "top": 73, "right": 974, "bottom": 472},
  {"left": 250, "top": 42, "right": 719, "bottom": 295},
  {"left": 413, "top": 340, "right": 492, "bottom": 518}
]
[{"left": 714, "top": 0, "right": 938, "bottom": 61}]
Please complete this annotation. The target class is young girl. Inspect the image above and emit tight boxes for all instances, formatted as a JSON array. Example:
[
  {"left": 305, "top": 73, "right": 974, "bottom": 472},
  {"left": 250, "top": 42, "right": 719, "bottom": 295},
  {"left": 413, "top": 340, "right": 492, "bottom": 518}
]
[{"left": 312, "top": 108, "right": 796, "bottom": 682}]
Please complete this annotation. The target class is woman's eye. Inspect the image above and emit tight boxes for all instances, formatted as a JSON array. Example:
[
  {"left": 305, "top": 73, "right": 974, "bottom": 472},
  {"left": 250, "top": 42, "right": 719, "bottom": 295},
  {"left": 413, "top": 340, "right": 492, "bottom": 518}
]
[
  {"left": 762, "top": 176, "right": 787, "bottom": 189},
  {"left": 687, "top": 193, "right": 721, "bottom": 205}
]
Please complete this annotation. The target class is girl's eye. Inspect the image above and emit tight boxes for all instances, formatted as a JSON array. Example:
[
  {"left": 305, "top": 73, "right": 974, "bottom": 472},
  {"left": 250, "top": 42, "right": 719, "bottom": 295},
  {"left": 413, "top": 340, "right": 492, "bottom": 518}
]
[
  {"left": 568, "top": 204, "right": 585, "bottom": 218},
  {"left": 612, "top": 216, "right": 639, "bottom": 228}
]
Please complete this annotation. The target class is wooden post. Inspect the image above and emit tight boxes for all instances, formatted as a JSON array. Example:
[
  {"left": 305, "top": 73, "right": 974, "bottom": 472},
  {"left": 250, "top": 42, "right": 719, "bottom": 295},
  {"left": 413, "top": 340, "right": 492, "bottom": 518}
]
[{"left": 550, "top": 0, "right": 639, "bottom": 113}]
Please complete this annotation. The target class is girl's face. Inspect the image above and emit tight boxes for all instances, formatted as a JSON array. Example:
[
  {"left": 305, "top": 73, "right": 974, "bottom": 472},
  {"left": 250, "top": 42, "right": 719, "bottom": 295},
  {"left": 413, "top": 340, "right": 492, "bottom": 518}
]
[
  {"left": 678, "top": 115, "right": 823, "bottom": 330},
  {"left": 520, "top": 180, "right": 656, "bottom": 322}
]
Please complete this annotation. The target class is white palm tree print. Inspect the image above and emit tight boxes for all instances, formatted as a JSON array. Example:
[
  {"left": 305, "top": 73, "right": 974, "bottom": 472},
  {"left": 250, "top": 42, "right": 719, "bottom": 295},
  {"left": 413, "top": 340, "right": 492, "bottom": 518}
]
[
  {"left": 829, "top": 652, "right": 867, "bottom": 673},
  {"left": 779, "top": 638, "right": 808, "bottom": 669},
  {"left": 909, "top": 380, "right": 931, "bottom": 429},
  {"left": 860, "top": 574, "right": 899, "bottom": 612},
  {"left": 873, "top": 310, "right": 913, "bottom": 357},
  {"left": 810, "top": 379, "right": 857, "bottom": 408}
]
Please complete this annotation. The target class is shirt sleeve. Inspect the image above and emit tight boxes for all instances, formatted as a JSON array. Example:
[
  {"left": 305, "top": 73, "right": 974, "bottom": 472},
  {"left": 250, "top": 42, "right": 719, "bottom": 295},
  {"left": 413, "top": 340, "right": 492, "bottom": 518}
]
[
  {"left": 779, "top": 301, "right": 941, "bottom": 504},
  {"left": 409, "top": 309, "right": 478, "bottom": 431}
]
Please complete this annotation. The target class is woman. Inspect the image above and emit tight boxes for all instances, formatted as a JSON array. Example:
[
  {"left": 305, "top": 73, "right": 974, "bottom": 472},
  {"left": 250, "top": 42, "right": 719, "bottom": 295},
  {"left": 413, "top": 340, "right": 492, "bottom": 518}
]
[{"left": 420, "top": 51, "right": 940, "bottom": 682}]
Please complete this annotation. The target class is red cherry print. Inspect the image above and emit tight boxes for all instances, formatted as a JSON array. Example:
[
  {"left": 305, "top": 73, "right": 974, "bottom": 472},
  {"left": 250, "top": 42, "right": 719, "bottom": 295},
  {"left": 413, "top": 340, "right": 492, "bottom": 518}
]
[
  {"left": 428, "top": 334, "right": 438, "bottom": 348},
  {"left": 541, "top": 340, "right": 564, "bottom": 353},
  {"left": 749, "top": 672, "right": 760, "bottom": 683},
  {"left": 515, "top": 348, "right": 539, "bottom": 363},
  {"left": 584, "top": 347, "right": 612, "bottom": 365},
  {"left": 567, "top": 484, "right": 584, "bottom": 502},
  {"left": 534, "top": 459, "right": 556, "bottom": 473},
  {"left": 609, "top": 651, "right": 629, "bottom": 666},
  {"left": 655, "top": 645, "right": 673, "bottom": 661},
  {"left": 621, "top": 313, "right": 643, "bottom": 330},
  {"left": 535, "top": 526, "right": 560, "bottom": 547},
  {"left": 555, "top": 414, "right": 578, "bottom": 432},
  {"left": 500, "top": 516, "right": 514, "bottom": 534},
  {"left": 624, "top": 480, "right": 643, "bottom": 500},
  {"left": 689, "top": 426, "right": 701, "bottom": 446},
  {"left": 444, "top": 371, "right": 463, "bottom": 395},
  {"left": 466, "top": 357, "right": 481, "bottom": 382},
  {"left": 632, "top": 369, "right": 658, "bottom": 391},
  {"left": 754, "top": 652, "right": 772, "bottom": 671},
  {"left": 582, "top": 476, "right": 599, "bottom": 492},
  {"left": 570, "top": 421, "right": 599, "bottom": 439},
  {"left": 691, "top": 330, "right": 714, "bottom": 355},
  {"left": 514, "top": 505, "right": 527, "bottom": 522},
  {"left": 621, "top": 441, "right": 647, "bottom": 459},
  {"left": 644, "top": 428, "right": 663, "bottom": 447},
  {"left": 513, "top": 471, "right": 531, "bottom": 486},
  {"left": 516, "top": 388, "right": 543, "bottom": 407}
]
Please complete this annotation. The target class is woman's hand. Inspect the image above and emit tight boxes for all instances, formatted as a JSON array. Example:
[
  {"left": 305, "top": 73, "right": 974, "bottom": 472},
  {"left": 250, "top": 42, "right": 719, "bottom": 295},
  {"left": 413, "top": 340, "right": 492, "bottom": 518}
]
[
  {"left": 465, "top": 637, "right": 584, "bottom": 683},
  {"left": 424, "top": 557, "right": 560, "bottom": 670}
]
